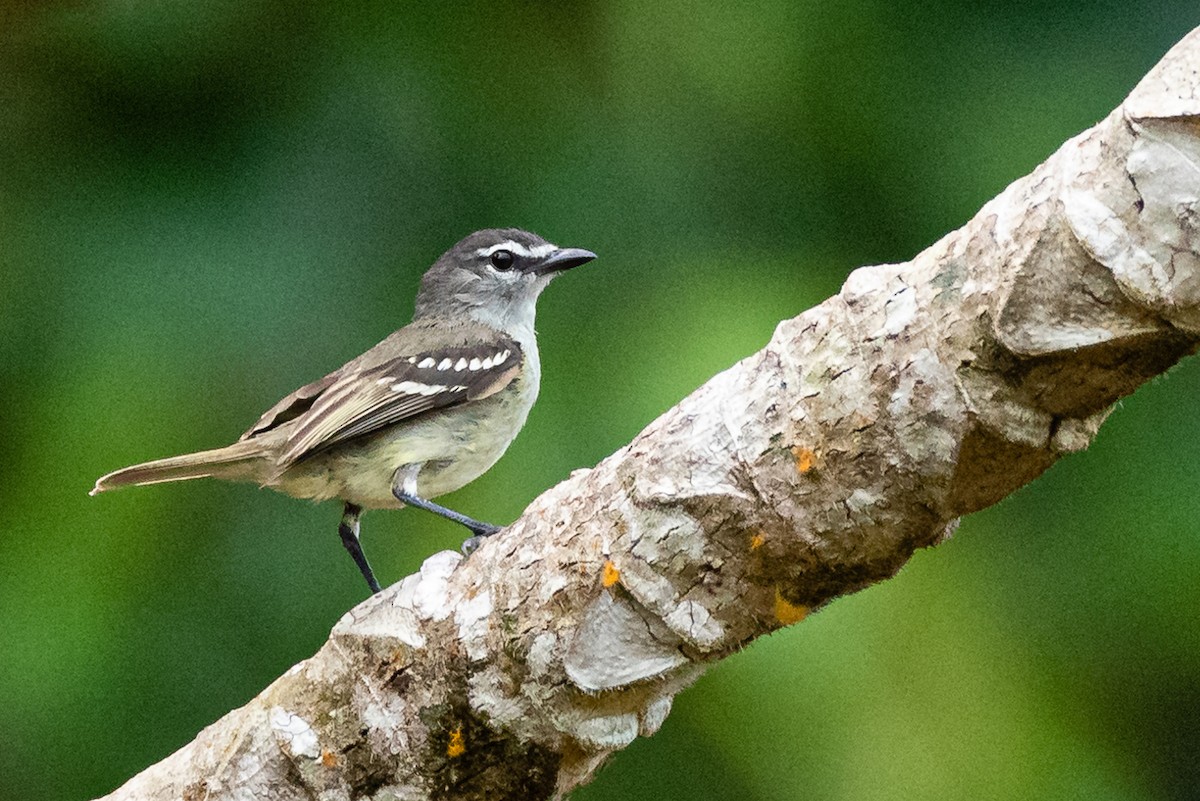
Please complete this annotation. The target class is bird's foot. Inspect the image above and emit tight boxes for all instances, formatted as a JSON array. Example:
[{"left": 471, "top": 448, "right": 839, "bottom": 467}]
[{"left": 461, "top": 523, "right": 501, "bottom": 556}]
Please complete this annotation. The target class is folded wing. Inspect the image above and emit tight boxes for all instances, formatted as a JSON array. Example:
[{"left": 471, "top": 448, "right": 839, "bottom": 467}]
[{"left": 272, "top": 339, "right": 522, "bottom": 469}]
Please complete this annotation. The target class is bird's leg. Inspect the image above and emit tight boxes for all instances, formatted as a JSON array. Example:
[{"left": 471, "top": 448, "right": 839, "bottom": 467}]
[
  {"left": 391, "top": 466, "right": 501, "bottom": 554},
  {"left": 338, "top": 502, "right": 381, "bottom": 594}
]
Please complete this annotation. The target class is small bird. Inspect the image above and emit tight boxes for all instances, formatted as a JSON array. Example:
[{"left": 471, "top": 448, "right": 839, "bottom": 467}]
[{"left": 92, "top": 228, "right": 597, "bottom": 593}]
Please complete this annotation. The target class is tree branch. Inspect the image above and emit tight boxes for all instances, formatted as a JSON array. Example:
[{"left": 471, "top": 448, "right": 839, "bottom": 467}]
[{"left": 98, "top": 27, "right": 1200, "bottom": 801}]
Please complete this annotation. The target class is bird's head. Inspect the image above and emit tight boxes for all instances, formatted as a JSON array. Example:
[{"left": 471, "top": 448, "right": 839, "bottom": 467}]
[{"left": 413, "top": 228, "right": 596, "bottom": 327}]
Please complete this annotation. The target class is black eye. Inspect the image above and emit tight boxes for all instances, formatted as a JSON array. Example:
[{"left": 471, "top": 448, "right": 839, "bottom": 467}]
[{"left": 489, "top": 250, "right": 515, "bottom": 271}]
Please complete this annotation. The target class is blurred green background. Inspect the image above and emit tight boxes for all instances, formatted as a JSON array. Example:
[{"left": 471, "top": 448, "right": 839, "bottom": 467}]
[{"left": 2, "top": 3, "right": 1198, "bottom": 799}]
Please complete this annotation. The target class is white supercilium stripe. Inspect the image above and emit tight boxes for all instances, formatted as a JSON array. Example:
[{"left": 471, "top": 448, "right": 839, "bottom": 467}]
[{"left": 475, "top": 241, "right": 558, "bottom": 259}]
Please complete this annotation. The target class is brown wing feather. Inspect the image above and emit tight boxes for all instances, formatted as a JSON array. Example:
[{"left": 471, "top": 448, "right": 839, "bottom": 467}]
[
  {"left": 240, "top": 373, "right": 338, "bottom": 441},
  {"left": 274, "top": 338, "right": 522, "bottom": 469}
]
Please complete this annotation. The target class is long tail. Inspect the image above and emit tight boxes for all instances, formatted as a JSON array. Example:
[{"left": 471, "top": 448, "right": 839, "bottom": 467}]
[{"left": 91, "top": 440, "right": 267, "bottom": 496}]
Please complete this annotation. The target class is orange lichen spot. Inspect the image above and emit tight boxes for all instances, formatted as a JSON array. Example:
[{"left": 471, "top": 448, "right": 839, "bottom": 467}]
[
  {"left": 749, "top": 532, "right": 766, "bottom": 551},
  {"left": 601, "top": 560, "right": 621, "bottom": 588},
  {"left": 321, "top": 749, "right": 338, "bottom": 768},
  {"left": 774, "top": 588, "right": 809, "bottom": 626},
  {"left": 791, "top": 445, "right": 816, "bottom": 474},
  {"left": 447, "top": 726, "right": 466, "bottom": 758}
]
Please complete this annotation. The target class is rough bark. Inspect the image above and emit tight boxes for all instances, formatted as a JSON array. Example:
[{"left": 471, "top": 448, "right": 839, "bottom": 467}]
[{"left": 99, "top": 28, "right": 1200, "bottom": 801}]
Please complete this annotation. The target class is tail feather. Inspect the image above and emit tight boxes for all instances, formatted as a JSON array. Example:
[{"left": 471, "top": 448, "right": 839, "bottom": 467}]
[{"left": 91, "top": 441, "right": 266, "bottom": 496}]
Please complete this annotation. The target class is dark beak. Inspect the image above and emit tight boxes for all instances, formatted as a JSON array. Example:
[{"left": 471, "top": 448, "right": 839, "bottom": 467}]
[{"left": 534, "top": 246, "right": 597, "bottom": 276}]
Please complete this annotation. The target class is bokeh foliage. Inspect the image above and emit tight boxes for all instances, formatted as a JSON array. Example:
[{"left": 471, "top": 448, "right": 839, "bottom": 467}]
[{"left": 1, "top": 3, "right": 1197, "bottom": 799}]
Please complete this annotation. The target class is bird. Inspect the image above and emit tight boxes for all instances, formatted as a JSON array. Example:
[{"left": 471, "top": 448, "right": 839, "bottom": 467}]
[{"left": 91, "top": 228, "right": 597, "bottom": 593}]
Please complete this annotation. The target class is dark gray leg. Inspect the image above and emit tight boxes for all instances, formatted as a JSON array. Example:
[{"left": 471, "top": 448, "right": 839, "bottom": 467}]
[
  {"left": 338, "top": 503, "right": 381, "bottom": 593},
  {"left": 393, "top": 490, "right": 502, "bottom": 537},
  {"left": 391, "top": 467, "right": 501, "bottom": 554}
]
